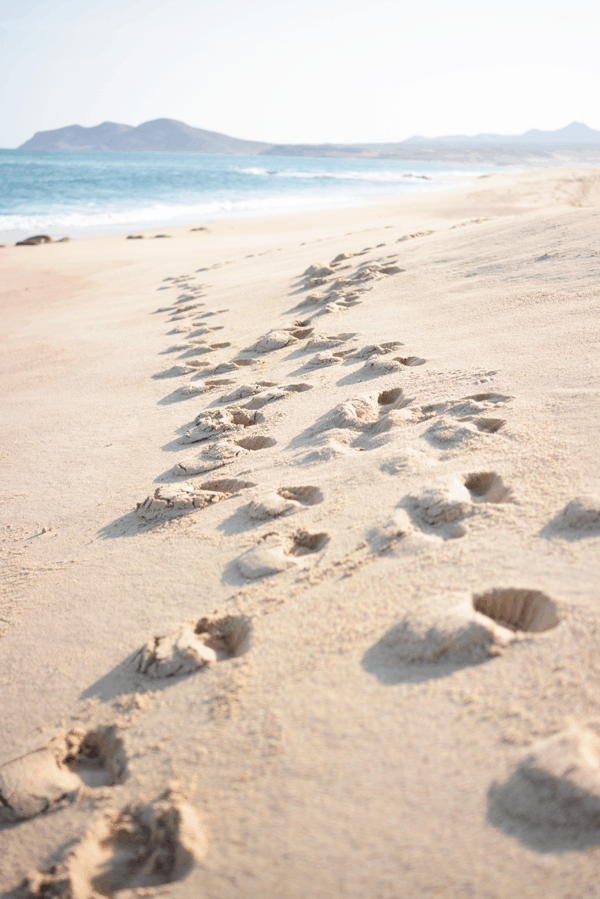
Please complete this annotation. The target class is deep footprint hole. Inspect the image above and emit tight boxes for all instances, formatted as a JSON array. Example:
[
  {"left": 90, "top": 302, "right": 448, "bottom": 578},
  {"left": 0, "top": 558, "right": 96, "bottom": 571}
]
[
  {"left": 464, "top": 472, "right": 512, "bottom": 502},
  {"left": 200, "top": 478, "right": 255, "bottom": 495},
  {"left": 475, "top": 417, "right": 506, "bottom": 433},
  {"left": 64, "top": 726, "right": 127, "bottom": 787},
  {"left": 378, "top": 387, "right": 403, "bottom": 406},
  {"left": 473, "top": 589, "right": 560, "bottom": 633},
  {"left": 277, "top": 485, "right": 323, "bottom": 505},
  {"left": 235, "top": 435, "right": 277, "bottom": 450},
  {"left": 194, "top": 614, "right": 252, "bottom": 657},
  {"left": 290, "top": 328, "right": 314, "bottom": 339},
  {"left": 287, "top": 530, "right": 329, "bottom": 556},
  {"left": 286, "top": 383, "right": 313, "bottom": 393},
  {"left": 394, "top": 356, "right": 426, "bottom": 367}
]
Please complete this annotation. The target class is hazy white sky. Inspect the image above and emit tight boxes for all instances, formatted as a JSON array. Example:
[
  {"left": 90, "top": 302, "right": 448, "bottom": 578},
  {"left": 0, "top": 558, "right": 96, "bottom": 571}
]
[{"left": 1, "top": 0, "right": 599, "bottom": 148}]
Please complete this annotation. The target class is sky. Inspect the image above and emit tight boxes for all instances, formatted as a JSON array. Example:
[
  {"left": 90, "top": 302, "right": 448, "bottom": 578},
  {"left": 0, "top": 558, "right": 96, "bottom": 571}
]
[{"left": 1, "top": 0, "right": 600, "bottom": 148}]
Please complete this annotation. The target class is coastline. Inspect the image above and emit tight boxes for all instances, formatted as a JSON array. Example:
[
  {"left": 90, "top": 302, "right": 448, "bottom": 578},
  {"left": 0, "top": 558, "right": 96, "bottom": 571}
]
[
  {"left": 1, "top": 165, "right": 599, "bottom": 897},
  {"left": 0, "top": 151, "right": 514, "bottom": 245}
]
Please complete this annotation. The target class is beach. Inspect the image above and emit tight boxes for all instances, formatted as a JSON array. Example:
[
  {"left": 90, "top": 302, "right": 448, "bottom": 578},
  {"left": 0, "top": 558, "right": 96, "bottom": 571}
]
[{"left": 1, "top": 165, "right": 600, "bottom": 897}]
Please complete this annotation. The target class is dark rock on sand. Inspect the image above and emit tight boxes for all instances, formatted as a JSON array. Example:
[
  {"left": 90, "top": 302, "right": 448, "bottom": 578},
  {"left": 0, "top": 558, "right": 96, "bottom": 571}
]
[{"left": 16, "top": 234, "right": 54, "bottom": 246}]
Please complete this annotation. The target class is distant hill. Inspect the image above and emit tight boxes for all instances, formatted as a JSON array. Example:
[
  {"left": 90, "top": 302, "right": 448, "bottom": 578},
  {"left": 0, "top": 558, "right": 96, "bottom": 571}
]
[
  {"left": 402, "top": 121, "right": 600, "bottom": 144},
  {"left": 18, "top": 118, "right": 271, "bottom": 154},
  {"left": 17, "top": 119, "right": 600, "bottom": 158}
]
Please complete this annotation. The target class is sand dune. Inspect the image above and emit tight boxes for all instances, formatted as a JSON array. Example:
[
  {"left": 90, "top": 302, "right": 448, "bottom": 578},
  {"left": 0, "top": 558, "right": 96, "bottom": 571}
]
[{"left": 1, "top": 166, "right": 599, "bottom": 897}]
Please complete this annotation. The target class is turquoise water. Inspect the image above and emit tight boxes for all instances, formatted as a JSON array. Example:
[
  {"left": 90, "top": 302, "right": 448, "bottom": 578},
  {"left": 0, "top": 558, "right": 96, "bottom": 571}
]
[{"left": 0, "top": 150, "right": 501, "bottom": 239}]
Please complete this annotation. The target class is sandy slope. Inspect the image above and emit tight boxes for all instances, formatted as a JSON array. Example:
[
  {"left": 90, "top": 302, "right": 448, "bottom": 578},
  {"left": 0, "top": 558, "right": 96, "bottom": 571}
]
[{"left": 1, "top": 166, "right": 599, "bottom": 898}]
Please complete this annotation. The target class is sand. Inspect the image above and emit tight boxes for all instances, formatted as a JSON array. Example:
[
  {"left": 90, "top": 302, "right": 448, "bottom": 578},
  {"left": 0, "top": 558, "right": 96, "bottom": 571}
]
[{"left": 1, "top": 166, "right": 599, "bottom": 898}]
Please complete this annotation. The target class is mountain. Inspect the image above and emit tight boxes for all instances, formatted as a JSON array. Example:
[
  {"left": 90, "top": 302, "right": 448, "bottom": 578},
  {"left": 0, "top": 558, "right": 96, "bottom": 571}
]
[
  {"left": 18, "top": 118, "right": 271, "bottom": 154},
  {"left": 402, "top": 121, "right": 600, "bottom": 144},
  {"left": 17, "top": 119, "right": 600, "bottom": 156}
]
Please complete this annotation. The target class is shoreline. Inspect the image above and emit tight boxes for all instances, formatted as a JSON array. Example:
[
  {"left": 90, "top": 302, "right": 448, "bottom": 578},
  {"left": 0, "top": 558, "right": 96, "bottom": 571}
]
[
  {"left": 1, "top": 165, "right": 599, "bottom": 897},
  {"left": 0, "top": 174, "right": 493, "bottom": 245},
  {"left": 0, "top": 153, "right": 528, "bottom": 245}
]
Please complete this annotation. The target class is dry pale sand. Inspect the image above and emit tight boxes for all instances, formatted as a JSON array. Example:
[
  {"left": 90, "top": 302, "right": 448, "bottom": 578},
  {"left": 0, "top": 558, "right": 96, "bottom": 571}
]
[{"left": 1, "top": 166, "right": 600, "bottom": 898}]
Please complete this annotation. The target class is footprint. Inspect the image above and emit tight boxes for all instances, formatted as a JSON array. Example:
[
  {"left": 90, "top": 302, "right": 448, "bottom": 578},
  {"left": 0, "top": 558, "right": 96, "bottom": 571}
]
[
  {"left": 557, "top": 496, "right": 600, "bottom": 531},
  {"left": 231, "top": 357, "right": 259, "bottom": 368},
  {"left": 305, "top": 334, "right": 355, "bottom": 350},
  {"left": 235, "top": 434, "right": 277, "bottom": 450},
  {"left": 288, "top": 327, "right": 314, "bottom": 339},
  {"left": 311, "top": 389, "right": 411, "bottom": 436},
  {"left": 178, "top": 346, "right": 213, "bottom": 359},
  {"left": 136, "top": 614, "right": 251, "bottom": 678},
  {"left": 203, "top": 361, "right": 242, "bottom": 375},
  {"left": 188, "top": 325, "right": 224, "bottom": 338},
  {"left": 464, "top": 472, "right": 513, "bottom": 503},
  {"left": 174, "top": 435, "right": 276, "bottom": 476},
  {"left": 471, "top": 417, "right": 506, "bottom": 433},
  {"left": 395, "top": 230, "right": 434, "bottom": 242},
  {"left": 0, "top": 726, "right": 126, "bottom": 823},
  {"left": 305, "top": 352, "right": 342, "bottom": 368},
  {"left": 488, "top": 727, "right": 600, "bottom": 834},
  {"left": 247, "top": 485, "right": 323, "bottom": 521},
  {"left": 164, "top": 341, "right": 201, "bottom": 353},
  {"left": 19, "top": 790, "right": 207, "bottom": 896},
  {"left": 296, "top": 292, "right": 329, "bottom": 309},
  {"left": 421, "top": 393, "right": 512, "bottom": 446},
  {"left": 62, "top": 726, "right": 128, "bottom": 789},
  {"left": 351, "top": 342, "right": 403, "bottom": 359},
  {"left": 247, "top": 493, "right": 300, "bottom": 520},
  {"left": 137, "top": 479, "right": 254, "bottom": 520},
  {"left": 303, "top": 263, "right": 334, "bottom": 277},
  {"left": 301, "top": 430, "right": 365, "bottom": 464},
  {"left": 153, "top": 364, "right": 197, "bottom": 379},
  {"left": 407, "top": 477, "right": 472, "bottom": 538},
  {"left": 396, "top": 355, "right": 426, "bottom": 367},
  {"left": 473, "top": 588, "right": 560, "bottom": 633},
  {"left": 201, "top": 358, "right": 261, "bottom": 376},
  {"left": 250, "top": 331, "right": 298, "bottom": 353},
  {"left": 200, "top": 477, "right": 257, "bottom": 494},
  {"left": 175, "top": 379, "right": 234, "bottom": 399},
  {"left": 465, "top": 392, "right": 513, "bottom": 404},
  {"left": 406, "top": 473, "right": 513, "bottom": 538},
  {"left": 421, "top": 394, "right": 511, "bottom": 420},
  {"left": 137, "top": 484, "right": 224, "bottom": 519},
  {"left": 422, "top": 417, "right": 483, "bottom": 447},
  {"left": 377, "top": 387, "right": 404, "bottom": 405},
  {"left": 377, "top": 596, "right": 517, "bottom": 666},
  {"left": 277, "top": 485, "right": 323, "bottom": 505},
  {"left": 378, "top": 264, "right": 404, "bottom": 275},
  {"left": 237, "top": 530, "right": 329, "bottom": 579},
  {"left": 174, "top": 439, "right": 246, "bottom": 475},
  {"left": 245, "top": 389, "right": 288, "bottom": 409},
  {"left": 312, "top": 395, "right": 380, "bottom": 431},
  {"left": 220, "top": 382, "right": 278, "bottom": 403},
  {"left": 184, "top": 407, "right": 264, "bottom": 443}
]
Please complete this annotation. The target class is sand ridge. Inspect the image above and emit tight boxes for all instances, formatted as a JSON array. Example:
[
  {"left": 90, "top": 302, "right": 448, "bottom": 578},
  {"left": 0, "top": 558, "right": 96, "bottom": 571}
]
[{"left": 1, "top": 167, "right": 600, "bottom": 897}]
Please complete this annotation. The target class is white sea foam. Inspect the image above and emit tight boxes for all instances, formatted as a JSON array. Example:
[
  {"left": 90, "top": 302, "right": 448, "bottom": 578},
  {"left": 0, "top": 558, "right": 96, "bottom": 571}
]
[
  {"left": 232, "top": 166, "right": 486, "bottom": 182},
  {"left": 0, "top": 192, "right": 359, "bottom": 233}
]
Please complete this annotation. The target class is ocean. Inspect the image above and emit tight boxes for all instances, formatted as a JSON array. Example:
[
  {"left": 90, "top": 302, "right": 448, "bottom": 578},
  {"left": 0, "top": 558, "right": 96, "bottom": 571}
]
[{"left": 0, "top": 149, "right": 502, "bottom": 241}]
